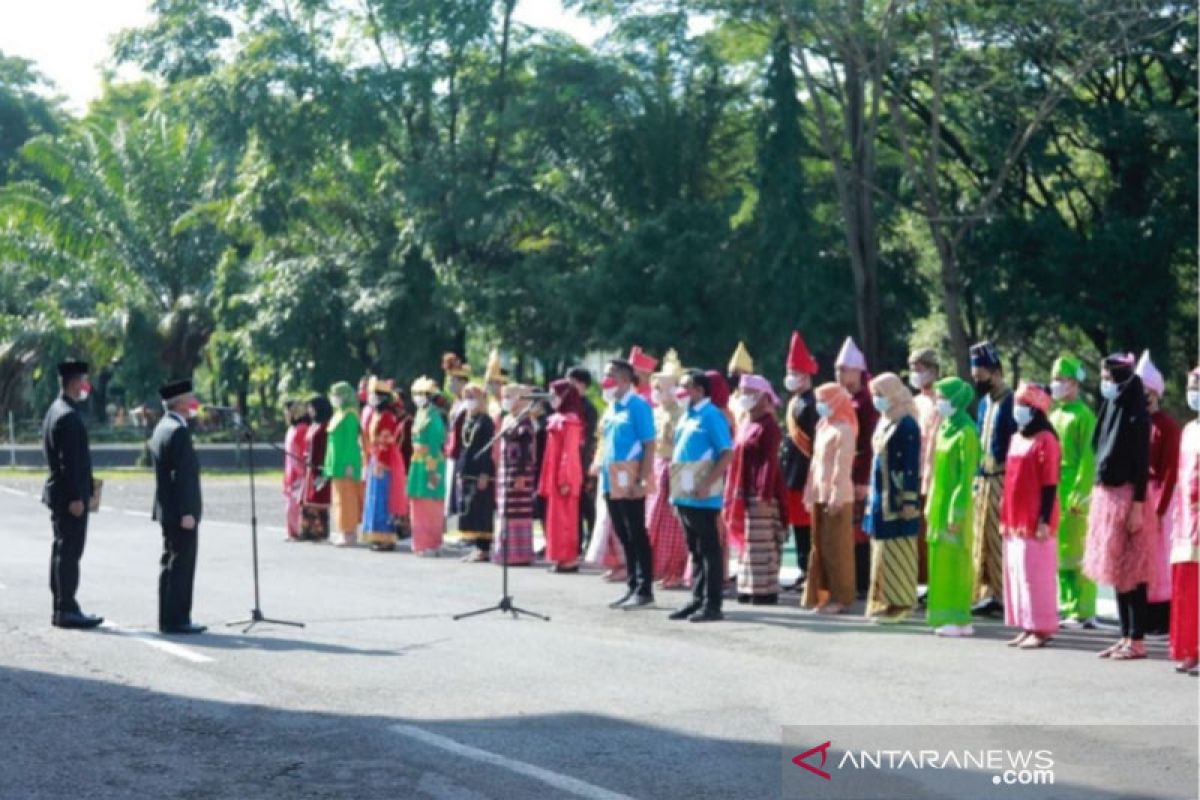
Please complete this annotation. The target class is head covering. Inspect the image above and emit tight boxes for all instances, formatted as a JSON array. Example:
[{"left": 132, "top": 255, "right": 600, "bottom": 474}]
[
  {"left": 868, "top": 372, "right": 917, "bottom": 423},
  {"left": 501, "top": 383, "right": 527, "bottom": 401},
  {"left": 484, "top": 349, "right": 506, "bottom": 385},
  {"left": 656, "top": 348, "right": 683, "bottom": 379},
  {"left": 159, "top": 379, "right": 193, "bottom": 401},
  {"left": 372, "top": 378, "right": 395, "bottom": 398},
  {"left": 1135, "top": 350, "right": 1164, "bottom": 396},
  {"left": 738, "top": 374, "right": 780, "bottom": 407},
  {"left": 358, "top": 376, "right": 373, "bottom": 402},
  {"left": 462, "top": 383, "right": 486, "bottom": 401},
  {"left": 628, "top": 346, "right": 658, "bottom": 373},
  {"left": 705, "top": 370, "right": 731, "bottom": 410},
  {"left": 814, "top": 382, "right": 857, "bottom": 433},
  {"left": 1052, "top": 355, "right": 1086, "bottom": 383},
  {"left": 728, "top": 341, "right": 754, "bottom": 375},
  {"left": 786, "top": 332, "right": 818, "bottom": 375},
  {"left": 550, "top": 378, "right": 585, "bottom": 417},
  {"left": 307, "top": 394, "right": 333, "bottom": 424},
  {"left": 908, "top": 348, "right": 938, "bottom": 370},
  {"left": 57, "top": 360, "right": 88, "bottom": 379},
  {"left": 442, "top": 352, "right": 471, "bottom": 379},
  {"left": 330, "top": 381, "right": 358, "bottom": 410},
  {"left": 1015, "top": 382, "right": 1052, "bottom": 414},
  {"left": 969, "top": 341, "right": 1002, "bottom": 369},
  {"left": 1103, "top": 352, "right": 1136, "bottom": 384},
  {"left": 835, "top": 337, "right": 866, "bottom": 371},
  {"left": 411, "top": 375, "right": 438, "bottom": 395},
  {"left": 935, "top": 376, "right": 973, "bottom": 415}
]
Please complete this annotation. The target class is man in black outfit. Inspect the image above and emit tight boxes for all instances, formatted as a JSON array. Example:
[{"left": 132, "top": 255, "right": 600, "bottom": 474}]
[
  {"left": 42, "top": 359, "right": 103, "bottom": 630},
  {"left": 567, "top": 366, "right": 598, "bottom": 554},
  {"left": 149, "top": 379, "right": 205, "bottom": 635}
]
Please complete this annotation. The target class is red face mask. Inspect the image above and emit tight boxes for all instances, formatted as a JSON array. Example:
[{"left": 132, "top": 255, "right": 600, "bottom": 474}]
[
  {"left": 185, "top": 398, "right": 201, "bottom": 418},
  {"left": 79, "top": 380, "right": 93, "bottom": 401}
]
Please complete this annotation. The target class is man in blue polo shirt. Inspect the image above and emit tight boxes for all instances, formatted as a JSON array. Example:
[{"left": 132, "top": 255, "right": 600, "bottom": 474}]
[
  {"left": 598, "top": 358, "right": 658, "bottom": 608},
  {"left": 669, "top": 369, "right": 734, "bottom": 622}
]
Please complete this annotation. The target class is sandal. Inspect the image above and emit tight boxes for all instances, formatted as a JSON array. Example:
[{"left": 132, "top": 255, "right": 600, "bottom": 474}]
[
  {"left": 1110, "top": 646, "right": 1147, "bottom": 661},
  {"left": 817, "top": 603, "right": 845, "bottom": 615},
  {"left": 1019, "top": 634, "right": 1050, "bottom": 650},
  {"left": 1097, "top": 642, "right": 1126, "bottom": 659},
  {"left": 1007, "top": 632, "right": 1031, "bottom": 648},
  {"left": 1175, "top": 658, "right": 1199, "bottom": 674}
]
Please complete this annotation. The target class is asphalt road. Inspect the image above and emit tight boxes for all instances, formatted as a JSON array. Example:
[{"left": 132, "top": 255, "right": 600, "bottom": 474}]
[{"left": 0, "top": 476, "right": 1195, "bottom": 800}]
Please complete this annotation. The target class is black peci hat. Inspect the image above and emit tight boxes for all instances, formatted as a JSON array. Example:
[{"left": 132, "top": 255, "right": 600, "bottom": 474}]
[
  {"left": 57, "top": 360, "right": 89, "bottom": 379},
  {"left": 159, "top": 379, "right": 194, "bottom": 401}
]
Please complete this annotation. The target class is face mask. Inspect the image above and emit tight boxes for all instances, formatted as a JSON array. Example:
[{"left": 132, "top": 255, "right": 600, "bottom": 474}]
[
  {"left": 1050, "top": 380, "right": 1068, "bottom": 401},
  {"left": 816, "top": 401, "right": 832, "bottom": 418},
  {"left": 550, "top": 395, "right": 563, "bottom": 410},
  {"left": 737, "top": 393, "right": 759, "bottom": 413},
  {"left": 1013, "top": 405, "right": 1034, "bottom": 428},
  {"left": 372, "top": 395, "right": 387, "bottom": 409},
  {"left": 185, "top": 399, "right": 200, "bottom": 419},
  {"left": 908, "top": 371, "right": 929, "bottom": 390},
  {"left": 651, "top": 389, "right": 664, "bottom": 406},
  {"left": 331, "top": 396, "right": 343, "bottom": 409},
  {"left": 501, "top": 399, "right": 514, "bottom": 413},
  {"left": 414, "top": 394, "right": 428, "bottom": 408},
  {"left": 936, "top": 399, "right": 956, "bottom": 419},
  {"left": 1100, "top": 380, "right": 1118, "bottom": 401},
  {"left": 78, "top": 380, "right": 92, "bottom": 402},
  {"left": 1188, "top": 390, "right": 1200, "bottom": 413},
  {"left": 784, "top": 374, "right": 803, "bottom": 393},
  {"left": 974, "top": 378, "right": 992, "bottom": 396},
  {"left": 465, "top": 399, "right": 481, "bottom": 413},
  {"left": 872, "top": 395, "right": 890, "bottom": 414},
  {"left": 602, "top": 387, "right": 618, "bottom": 405}
]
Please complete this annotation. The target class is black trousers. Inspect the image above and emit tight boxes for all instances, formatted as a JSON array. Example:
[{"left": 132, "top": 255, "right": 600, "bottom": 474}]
[
  {"left": 792, "top": 525, "right": 811, "bottom": 575},
  {"left": 678, "top": 505, "right": 723, "bottom": 613},
  {"left": 1117, "top": 583, "right": 1149, "bottom": 641},
  {"left": 578, "top": 476, "right": 597, "bottom": 555},
  {"left": 50, "top": 510, "right": 88, "bottom": 614},
  {"left": 159, "top": 525, "right": 198, "bottom": 628},
  {"left": 606, "top": 496, "right": 653, "bottom": 597}
]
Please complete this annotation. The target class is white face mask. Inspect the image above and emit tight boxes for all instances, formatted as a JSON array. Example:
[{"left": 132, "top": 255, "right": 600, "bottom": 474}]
[
  {"left": 1050, "top": 380, "right": 1069, "bottom": 401},
  {"left": 651, "top": 389, "right": 664, "bottom": 406},
  {"left": 414, "top": 394, "right": 428, "bottom": 408},
  {"left": 737, "top": 393, "right": 759, "bottom": 413},
  {"left": 465, "top": 399, "right": 481, "bottom": 413},
  {"left": 1013, "top": 405, "right": 1034, "bottom": 428},
  {"left": 1100, "top": 380, "right": 1118, "bottom": 401},
  {"left": 602, "top": 387, "right": 618, "bottom": 405},
  {"left": 936, "top": 399, "right": 956, "bottom": 419},
  {"left": 908, "top": 370, "right": 930, "bottom": 390},
  {"left": 872, "top": 395, "right": 890, "bottom": 414},
  {"left": 1188, "top": 390, "right": 1200, "bottom": 413},
  {"left": 501, "top": 399, "right": 514, "bottom": 413},
  {"left": 550, "top": 395, "right": 563, "bottom": 410},
  {"left": 331, "top": 396, "right": 343, "bottom": 409},
  {"left": 784, "top": 374, "right": 803, "bottom": 393},
  {"left": 816, "top": 401, "right": 832, "bottom": 418}
]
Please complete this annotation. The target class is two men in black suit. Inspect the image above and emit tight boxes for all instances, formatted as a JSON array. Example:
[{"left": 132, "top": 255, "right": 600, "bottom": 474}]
[
  {"left": 41, "top": 360, "right": 103, "bottom": 629},
  {"left": 149, "top": 379, "right": 206, "bottom": 635}
]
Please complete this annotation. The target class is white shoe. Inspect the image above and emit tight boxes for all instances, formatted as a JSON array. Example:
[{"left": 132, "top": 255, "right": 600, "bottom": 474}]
[
  {"left": 1059, "top": 617, "right": 1083, "bottom": 630},
  {"left": 936, "top": 624, "right": 973, "bottom": 638},
  {"left": 959, "top": 624, "right": 975, "bottom": 636}
]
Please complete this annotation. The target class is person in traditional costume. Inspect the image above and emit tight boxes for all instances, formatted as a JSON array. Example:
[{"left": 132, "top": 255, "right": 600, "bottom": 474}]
[
  {"left": 455, "top": 384, "right": 497, "bottom": 562},
  {"left": 907, "top": 348, "right": 942, "bottom": 589},
  {"left": 585, "top": 376, "right": 626, "bottom": 582},
  {"left": 969, "top": 340, "right": 1017, "bottom": 617},
  {"left": 1049, "top": 355, "right": 1098, "bottom": 628},
  {"left": 668, "top": 370, "right": 734, "bottom": 622},
  {"left": 301, "top": 395, "right": 332, "bottom": 542},
  {"left": 727, "top": 341, "right": 755, "bottom": 425},
  {"left": 324, "top": 382, "right": 363, "bottom": 547},
  {"left": 1137, "top": 350, "right": 1181, "bottom": 636},
  {"left": 781, "top": 332, "right": 819, "bottom": 591},
  {"left": 727, "top": 375, "right": 789, "bottom": 605},
  {"left": 407, "top": 377, "right": 447, "bottom": 556},
  {"left": 647, "top": 350, "right": 688, "bottom": 588},
  {"left": 568, "top": 366, "right": 599, "bottom": 554},
  {"left": 442, "top": 353, "right": 472, "bottom": 516},
  {"left": 484, "top": 349, "right": 507, "bottom": 423},
  {"left": 541, "top": 379, "right": 586, "bottom": 573},
  {"left": 1085, "top": 354, "right": 1156, "bottom": 661},
  {"left": 361, "top": 379, "right": 407, "bottom": 552},
  {"left": 862, "top": 373, "right": 921, "bottom": 623},
  {"left": 802, "top": 382, "right": 858, "bottom": 614},
  {"left": 1001, "top": 383, "right": 1062, "bottom": 649},
  {"left": 1169, "top": 368, "right": 1200, "bottom": 674},
  {"left": 835, "top": 337, "right": 878, "bottom": 598},
  {"left": 628, "top": 346, "right": 658, "bottom": 402},
  {"left": 598, "top": 359, "right": 658, "bottom": 608},
  {"left": 493, "top": 383, "right": 537, "bottom": 567},
  {"left": 925, "top": 377, "right": 982, "bottom": 636},
  {"left": 283, "top": 400, "right": 310, "bottom": 541}
]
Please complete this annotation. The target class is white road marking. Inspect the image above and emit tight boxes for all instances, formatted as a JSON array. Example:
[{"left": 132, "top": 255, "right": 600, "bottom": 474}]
[
  {"left": 101, "top": 620, "right": 214, "bottom": 664},
  {"left": 389, "top": 724, "right": 639, "bottom": 800},
  {"left": 0, "top": 486, "right": 29, "bottom": 498}
]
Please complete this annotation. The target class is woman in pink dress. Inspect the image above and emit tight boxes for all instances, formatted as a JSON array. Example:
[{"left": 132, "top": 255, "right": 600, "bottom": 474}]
[
  {"left": 283, "top": 401, "right": 310, "bottom": 541},
  {"left": 1170, "top": 367, "right": 1200, "bottom": 675},
  {"left": 1000, "top": 383, "right": 1061, "bottom": 649},
  {"left": 541, "top": 379, "right": 585, "bottom": 572}
]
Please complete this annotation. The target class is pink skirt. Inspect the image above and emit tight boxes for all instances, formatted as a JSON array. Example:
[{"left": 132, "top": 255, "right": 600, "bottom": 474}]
[
  {"left": 410, "top": 498, "right": 444, "bottom": 554},
  {"left": 1148, "top": 482, "right": 1177, "bottom": 603},
  {"left": 1003, "top": 535, "right": 1058, "bottom": 634},
  {"left": 1083, "top": 484, "right": 1158, "bottom": 593},
  {"left": 648, "top": 458, "right": 687, "bottom": 583}
]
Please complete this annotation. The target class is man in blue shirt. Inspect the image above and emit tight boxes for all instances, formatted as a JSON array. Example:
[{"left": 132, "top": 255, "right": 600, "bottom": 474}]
[
  {"left": 597, "top": 358, "right": 658, "bottom": 608},
  {"left": 669, "top": 370, "right": 734, "bottom": 622}
]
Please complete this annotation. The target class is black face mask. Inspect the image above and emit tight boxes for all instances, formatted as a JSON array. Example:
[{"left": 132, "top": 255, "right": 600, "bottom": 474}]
[
  {"left": 371, "top": 395, "right": 388, "bottom": 409},
  {"left": 974, "top": 378, "right": 992, "bottom": 396}
]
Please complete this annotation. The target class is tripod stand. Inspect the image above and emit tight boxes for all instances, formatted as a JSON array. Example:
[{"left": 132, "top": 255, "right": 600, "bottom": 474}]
[
  {"left": 221, "top": 411, "right": 306, "bottom": 634},
  {"left": 454, "top": 401, "right": 550, "bottom": 622}
]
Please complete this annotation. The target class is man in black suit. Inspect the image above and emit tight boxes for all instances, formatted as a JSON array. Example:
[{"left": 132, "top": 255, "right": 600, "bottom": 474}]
[
  {"left": 148, "top": 379, "right": 205, "bottom": 635},
  {"left": 41, "top": 359, "right": 103, "bottom": 629}
]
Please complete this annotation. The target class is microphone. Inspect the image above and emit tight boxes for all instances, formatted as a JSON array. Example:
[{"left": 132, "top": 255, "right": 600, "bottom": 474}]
[
  {"left": 520, "top": 392, "right": 553, "bottom": 399},
  {"left": 205, "top": 405, "right": 241, "bottom": 413}
]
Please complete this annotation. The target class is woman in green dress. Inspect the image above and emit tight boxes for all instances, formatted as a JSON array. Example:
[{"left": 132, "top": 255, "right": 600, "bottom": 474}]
[
  {"left": 925, "top": 377, "right": 982, "bottom": 637},
  {"left": 407, "top": 376, "right": 447, "bottom": 556},
  {"left": 324, "top": 381, "right": 363, "bottom": 547}
]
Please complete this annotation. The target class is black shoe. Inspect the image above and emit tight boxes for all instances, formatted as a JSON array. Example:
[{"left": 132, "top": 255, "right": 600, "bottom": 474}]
[
  {"left": 608, "top": 590, "right": 635, "bottom": 609},
  {"left": 620, "top": 594, "right": 655, "bottom": 609},
  {"left": 750, "top": 594, "right": 778, "bottom": 606},
  {"left": 689, "top": 609, "right": 724, "bottom": 623},
  {"left": 736, "top": 594, "right": 751, "bottom": 605},
  {"left": 160, "top": 623, "right": 207, "bottom": 635},
  {"left": 971, "top": 598, "right": 1003, "bottom": 617},
  {"left": 52, "top": 611, "right": 104, "bottom": 630},
  {"left": 669, "top": 604, "right": 702, "bottom": 621}
]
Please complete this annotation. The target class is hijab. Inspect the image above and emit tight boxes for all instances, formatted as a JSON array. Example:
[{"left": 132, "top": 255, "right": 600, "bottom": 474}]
[
  {"left": 815, "top": 382, "right": 857, "bottom": 434},
  {"left": 935, "top": 376, "right": 974, "bottom": 423},
  {"left": 869, "top": 372, "right": 916, "bottom": 453},
  {"left": 307, "top": 394, "right": 332, "bottom": 425},
  {"left": 706, "top": 370, "right": 730, "bottom": 410},
  {"left": 550, "top": 379, "right": 585, "bottom": 418},
  {"left": 1014, "top": 382, "right": 1057, "bottom": 440}
]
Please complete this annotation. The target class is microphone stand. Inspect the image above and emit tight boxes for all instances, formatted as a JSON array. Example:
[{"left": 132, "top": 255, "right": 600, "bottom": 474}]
[
  {"left": 454, "top": 401, "right": 550, "bottom": 622},
  {"left": 219, "top": 409, "right": 306, "bottom": 634}
]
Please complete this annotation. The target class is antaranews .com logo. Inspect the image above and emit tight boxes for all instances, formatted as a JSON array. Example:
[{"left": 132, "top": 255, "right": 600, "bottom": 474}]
[{"left": 792, "top": 740, "right": 1055, "bottom": 787}]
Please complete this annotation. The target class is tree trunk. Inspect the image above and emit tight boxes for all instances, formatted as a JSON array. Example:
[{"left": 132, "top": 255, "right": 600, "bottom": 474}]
[{"left": 933, "top": 235, "right": 971, "bottom": 376}]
